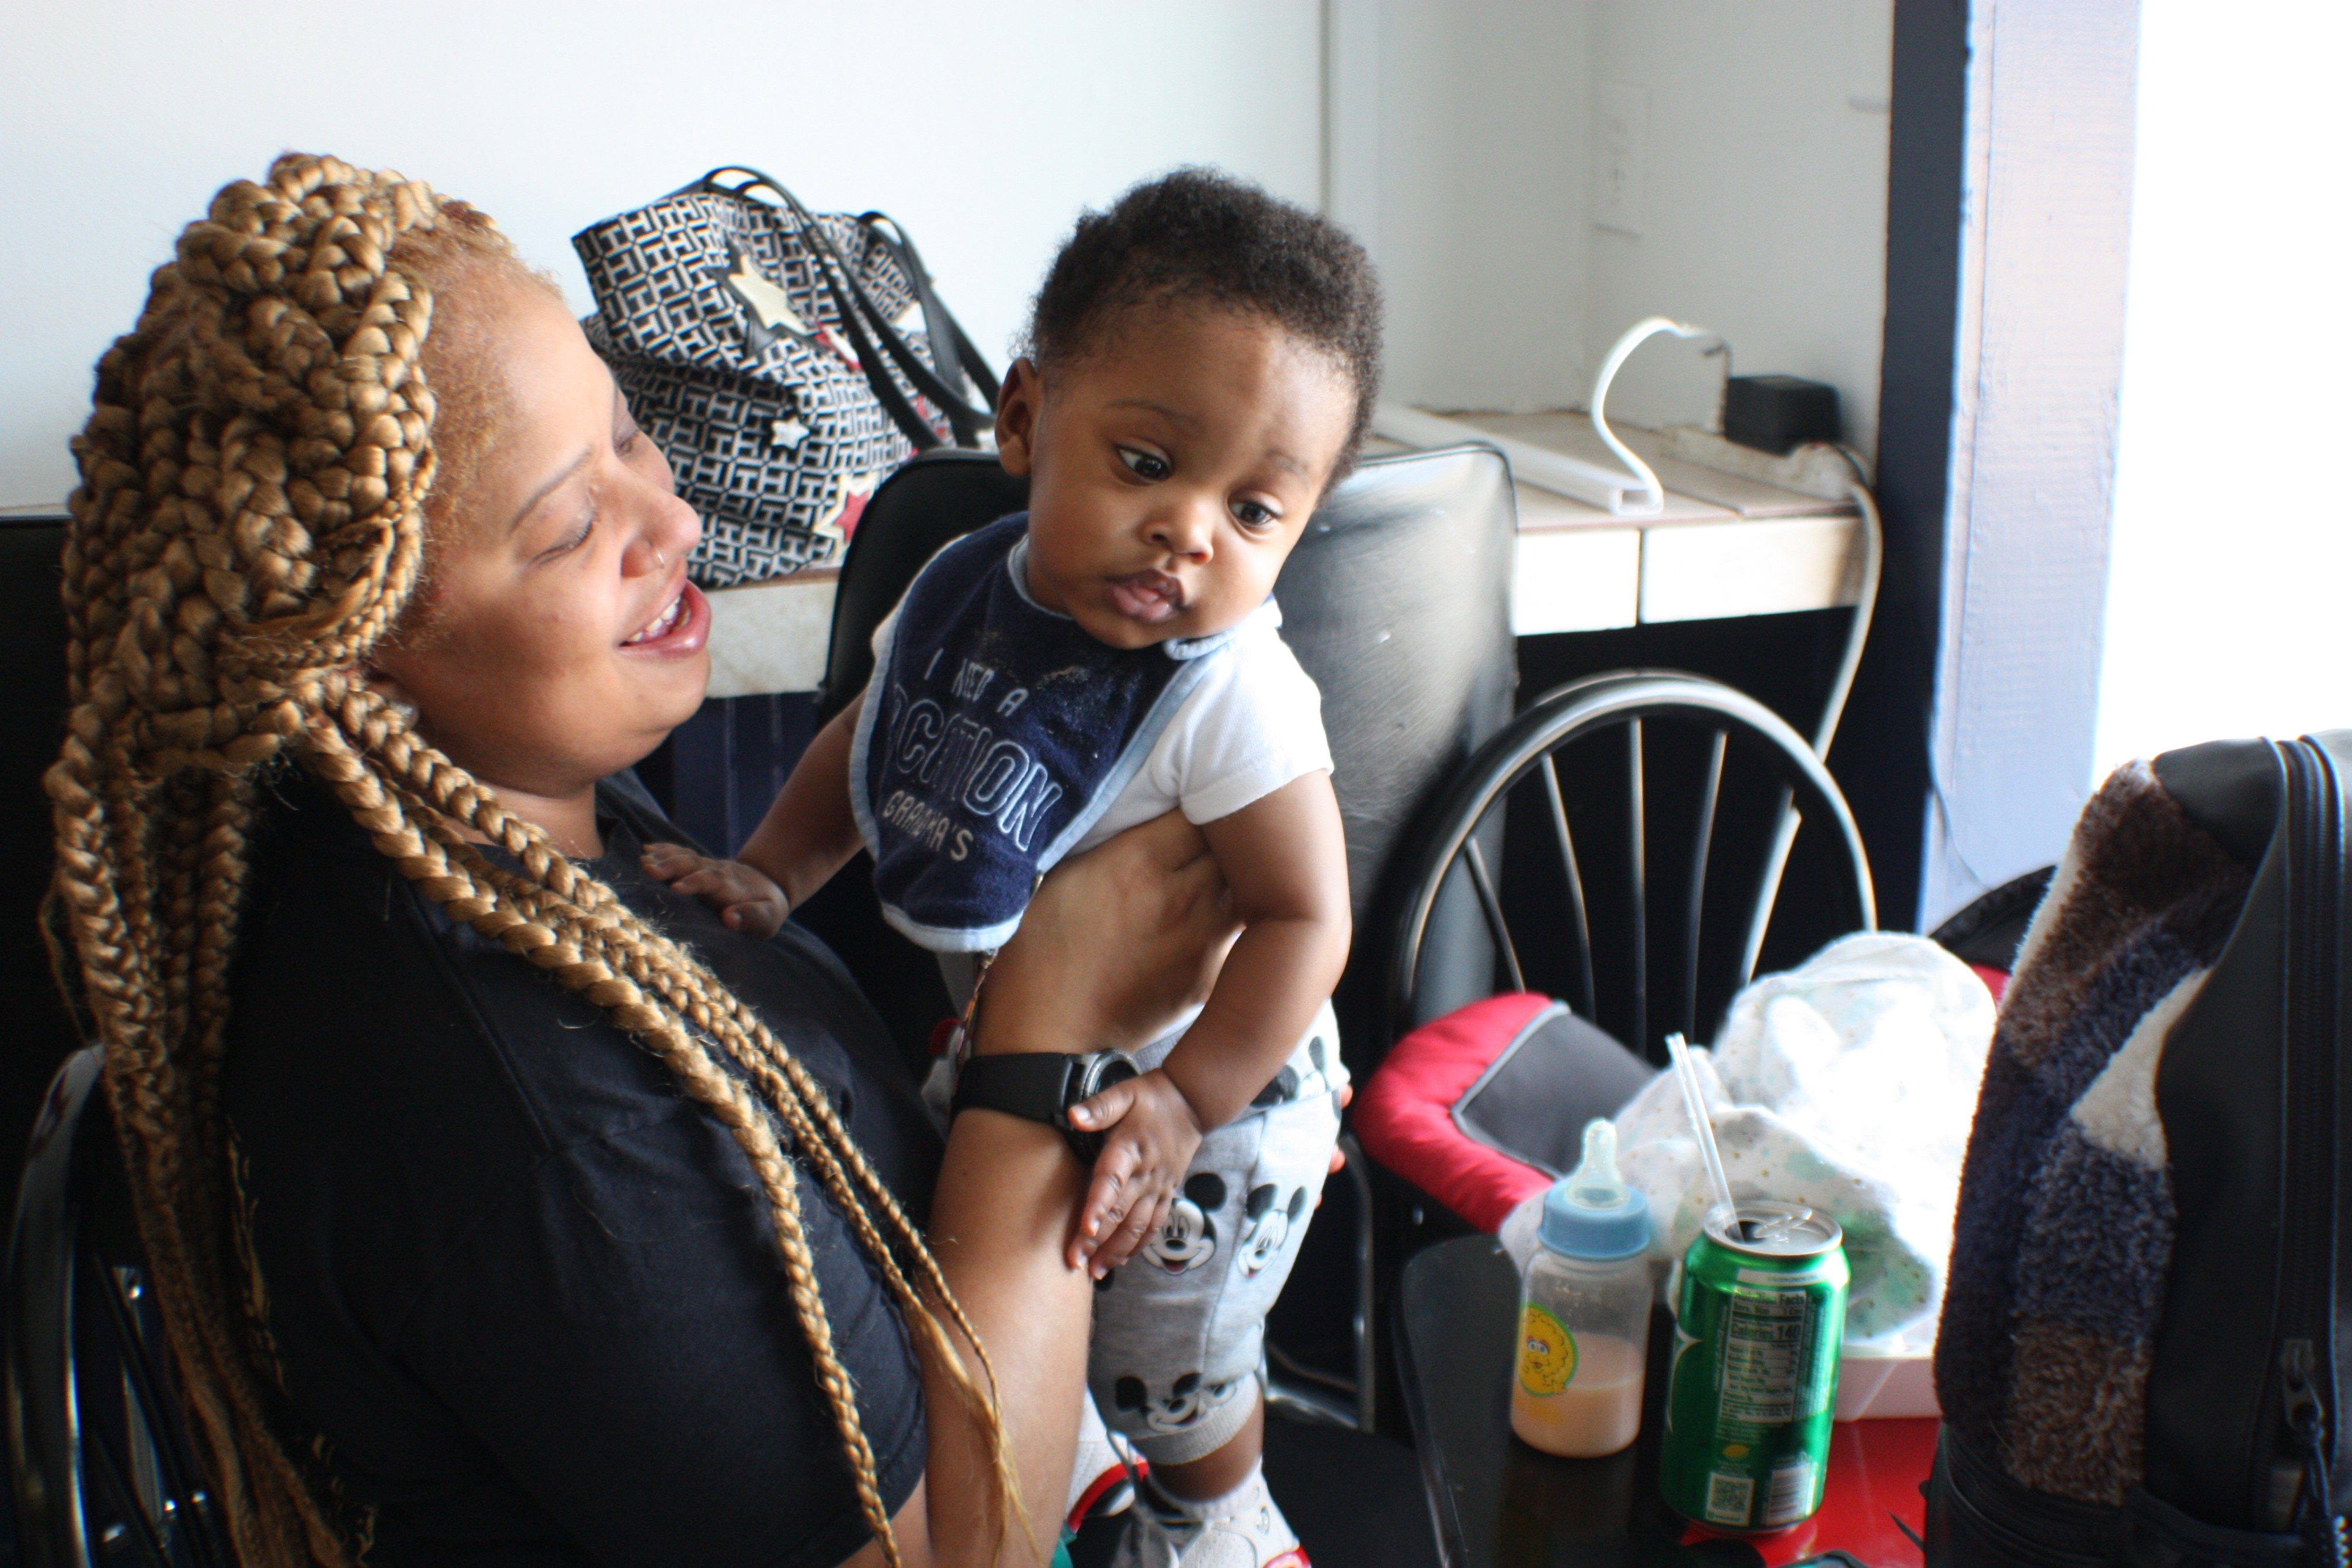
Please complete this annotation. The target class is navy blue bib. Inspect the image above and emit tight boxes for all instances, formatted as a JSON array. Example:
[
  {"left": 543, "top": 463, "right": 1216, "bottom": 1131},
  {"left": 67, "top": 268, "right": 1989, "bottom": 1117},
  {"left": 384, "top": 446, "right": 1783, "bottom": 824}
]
[{"left": 848, "top": 514, "right": 1232, "bottom": 950}]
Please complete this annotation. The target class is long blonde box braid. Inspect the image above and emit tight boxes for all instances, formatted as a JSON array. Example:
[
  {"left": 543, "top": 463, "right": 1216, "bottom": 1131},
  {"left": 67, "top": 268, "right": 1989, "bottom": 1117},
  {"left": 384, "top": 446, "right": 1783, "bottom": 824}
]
[{"left": 48, "top": 153, "right": 1024, "bottom": 1568}]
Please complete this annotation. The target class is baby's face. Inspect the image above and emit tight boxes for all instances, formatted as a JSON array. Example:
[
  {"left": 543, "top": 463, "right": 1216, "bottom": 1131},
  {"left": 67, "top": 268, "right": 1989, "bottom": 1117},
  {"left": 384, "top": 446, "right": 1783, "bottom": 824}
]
[{"left": 996, "top": 301, "right": 1355, "bottom": 650}]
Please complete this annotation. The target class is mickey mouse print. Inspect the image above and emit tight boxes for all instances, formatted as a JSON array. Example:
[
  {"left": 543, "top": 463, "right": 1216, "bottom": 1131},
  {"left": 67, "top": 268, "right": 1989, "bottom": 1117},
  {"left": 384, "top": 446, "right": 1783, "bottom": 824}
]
[
  {"left": 1085, "top": 1003, "right": 1348, "bottom": 1465},
  {"left": 1143, "top": 1174, "right": 1227, "bottom": 1275}
]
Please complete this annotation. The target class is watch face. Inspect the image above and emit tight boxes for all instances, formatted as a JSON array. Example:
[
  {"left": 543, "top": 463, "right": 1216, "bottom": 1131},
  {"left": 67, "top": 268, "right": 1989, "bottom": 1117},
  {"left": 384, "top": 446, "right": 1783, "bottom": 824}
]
[{"left": 1074, "top": 1051, "right": 1141, "bottom": 1104}]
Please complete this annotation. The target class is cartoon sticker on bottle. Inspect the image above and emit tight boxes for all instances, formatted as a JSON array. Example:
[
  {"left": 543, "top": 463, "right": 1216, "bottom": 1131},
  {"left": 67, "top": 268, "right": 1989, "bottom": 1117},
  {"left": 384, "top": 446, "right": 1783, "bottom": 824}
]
[{"left": 1517, "top": 1304, "right": 1578, "bottom": 1395}]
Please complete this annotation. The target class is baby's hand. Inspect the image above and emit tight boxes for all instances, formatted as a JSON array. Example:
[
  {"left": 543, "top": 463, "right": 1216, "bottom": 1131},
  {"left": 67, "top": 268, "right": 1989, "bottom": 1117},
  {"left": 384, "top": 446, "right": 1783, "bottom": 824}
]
[
  {"left": 640, "top": 842, "right": 790, "bottom": 939},
  {"left": 1067, "top": 1069, "right": 1206, "bottom": 1278}
]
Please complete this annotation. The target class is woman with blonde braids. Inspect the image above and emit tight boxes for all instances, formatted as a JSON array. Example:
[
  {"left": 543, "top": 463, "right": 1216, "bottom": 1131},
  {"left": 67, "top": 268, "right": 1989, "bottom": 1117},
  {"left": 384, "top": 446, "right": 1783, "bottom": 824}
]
[{"left": 51, "top": 152, "right": 1240, "bottom": 1568}]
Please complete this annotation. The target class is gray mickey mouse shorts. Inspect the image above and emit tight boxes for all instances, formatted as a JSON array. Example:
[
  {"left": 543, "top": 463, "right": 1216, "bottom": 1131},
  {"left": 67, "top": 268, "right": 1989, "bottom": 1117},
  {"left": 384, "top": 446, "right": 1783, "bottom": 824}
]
[{"left": 1086, "top": 1001, "right": 1347, "bottom": 1464}]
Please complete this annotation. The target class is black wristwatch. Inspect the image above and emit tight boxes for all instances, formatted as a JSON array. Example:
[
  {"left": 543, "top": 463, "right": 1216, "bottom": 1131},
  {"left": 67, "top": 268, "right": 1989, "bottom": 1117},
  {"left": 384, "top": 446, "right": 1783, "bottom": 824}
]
[{"left": 950, "top": 1051, "right": 1141, "bottom": 1163}]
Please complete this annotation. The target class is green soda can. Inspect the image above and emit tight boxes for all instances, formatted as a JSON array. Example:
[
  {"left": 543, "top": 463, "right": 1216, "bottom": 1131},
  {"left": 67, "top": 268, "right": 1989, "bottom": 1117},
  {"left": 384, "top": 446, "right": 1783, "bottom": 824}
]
[{"left": 1658, "top": 1201, "right": 1848, "bottom": 1534}]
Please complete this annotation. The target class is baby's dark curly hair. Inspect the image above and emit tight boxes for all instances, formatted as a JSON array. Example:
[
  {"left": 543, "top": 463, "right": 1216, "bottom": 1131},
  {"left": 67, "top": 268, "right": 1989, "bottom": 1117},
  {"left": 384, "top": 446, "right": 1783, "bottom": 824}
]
[{"left": 1027, "top": 168, "right": 1384, "bottom": 477}]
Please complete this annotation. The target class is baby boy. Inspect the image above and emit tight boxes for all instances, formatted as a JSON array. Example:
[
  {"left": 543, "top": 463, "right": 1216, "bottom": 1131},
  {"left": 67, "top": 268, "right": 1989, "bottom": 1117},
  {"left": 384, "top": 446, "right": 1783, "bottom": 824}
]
[{"left": 649, "top": 169, "right": 1381, "bottom": 1568}]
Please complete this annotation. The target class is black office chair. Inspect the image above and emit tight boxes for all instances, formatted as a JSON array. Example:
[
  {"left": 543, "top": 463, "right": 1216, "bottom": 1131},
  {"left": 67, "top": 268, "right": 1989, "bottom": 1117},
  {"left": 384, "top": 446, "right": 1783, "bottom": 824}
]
[
  {"left": 780, "top": 452, "right": 1031, "bottom": 1076},
  {"left": 1252, "top": 446, "right": 1518, "bottom": 1443}
]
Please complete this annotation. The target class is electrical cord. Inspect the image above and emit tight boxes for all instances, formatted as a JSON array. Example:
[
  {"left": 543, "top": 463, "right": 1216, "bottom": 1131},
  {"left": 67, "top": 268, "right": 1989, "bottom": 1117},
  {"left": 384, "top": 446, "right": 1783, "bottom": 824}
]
[
  {"left": 1739, "top": 469, "right": 1886, "bottom": 981},
  {"left": 1586, "top": 316, "right": 1719, "bottom": 511}
]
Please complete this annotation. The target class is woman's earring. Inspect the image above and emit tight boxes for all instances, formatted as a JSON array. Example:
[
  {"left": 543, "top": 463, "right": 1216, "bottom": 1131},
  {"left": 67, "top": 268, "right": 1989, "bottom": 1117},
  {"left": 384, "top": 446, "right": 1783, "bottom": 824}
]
[{"left": 357, "top": 666, "right": 421, "bottom": 727}]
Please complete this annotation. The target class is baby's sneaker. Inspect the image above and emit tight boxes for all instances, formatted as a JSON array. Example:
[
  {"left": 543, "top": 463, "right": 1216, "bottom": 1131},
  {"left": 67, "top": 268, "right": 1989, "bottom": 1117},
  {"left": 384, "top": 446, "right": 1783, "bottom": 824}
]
[
  {"left": 1068, "top": 1393, "right": 1143, "bottom": 1531},
  {"left": 1112, "top": 1471, "right": 1308, "bottom": 1568}
]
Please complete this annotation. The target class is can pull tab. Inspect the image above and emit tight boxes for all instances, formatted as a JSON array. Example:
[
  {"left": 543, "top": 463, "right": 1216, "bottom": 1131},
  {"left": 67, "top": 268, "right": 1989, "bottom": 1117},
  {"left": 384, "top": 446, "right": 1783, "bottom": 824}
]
[
  {"left": 1744, "top": 1207, "right": 1818, "bottom": 1245},
  {"left": 2280, "top": 1339, "right": 2347, "bottom": 1565}
]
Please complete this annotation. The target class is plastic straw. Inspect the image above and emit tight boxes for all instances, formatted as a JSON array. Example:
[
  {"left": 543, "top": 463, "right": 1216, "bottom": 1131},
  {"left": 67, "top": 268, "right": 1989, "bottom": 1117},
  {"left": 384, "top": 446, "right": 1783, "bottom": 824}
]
[{"left": 1665, "top": 1032, "right": 1738, "bottom": 1234}]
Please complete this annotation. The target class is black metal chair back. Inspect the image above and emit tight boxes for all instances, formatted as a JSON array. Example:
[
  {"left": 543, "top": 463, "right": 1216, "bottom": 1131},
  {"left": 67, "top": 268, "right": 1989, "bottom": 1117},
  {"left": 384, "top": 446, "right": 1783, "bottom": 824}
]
[
  {"left": 1382, "top": 669, "right": 1876, "bottom": 1064},
  {"left": 0, "top": 512, "right": 215, "bottom": 1557},
  {"left": 8, "top": 1049, "right": 232, "bottom": 1567}
]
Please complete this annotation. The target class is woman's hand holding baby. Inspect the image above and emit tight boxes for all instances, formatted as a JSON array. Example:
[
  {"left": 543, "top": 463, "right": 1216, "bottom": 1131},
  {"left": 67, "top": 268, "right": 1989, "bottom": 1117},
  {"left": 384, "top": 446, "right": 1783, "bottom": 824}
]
[
  {"left": 1066, "top": 1069, "right": 1207, "bottom": 1278},
  {"left": 984, "top": 811, "right": 1239, "bottom": 1054},
  {"left": 642, "top": 845, "right": 791, "bottom": 938}
]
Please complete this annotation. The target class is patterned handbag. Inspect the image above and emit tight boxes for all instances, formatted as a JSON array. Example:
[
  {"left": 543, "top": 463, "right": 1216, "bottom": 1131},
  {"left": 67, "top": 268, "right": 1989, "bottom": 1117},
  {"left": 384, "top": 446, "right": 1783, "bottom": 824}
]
[{"left": 573, "top": 168, "right": 998, "bottom": 587}]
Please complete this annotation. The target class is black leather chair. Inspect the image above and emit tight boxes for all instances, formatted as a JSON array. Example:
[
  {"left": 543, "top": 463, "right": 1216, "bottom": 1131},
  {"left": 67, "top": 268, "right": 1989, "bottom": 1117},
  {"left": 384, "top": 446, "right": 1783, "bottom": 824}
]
[
  {"left": 1281, "top": 449, "right": 1520, "bottom": 1067},
  {"left": 813, "top": 451, "right": 1030, "bottom": 724},
  {"left": 787, "top": 453, "right": 1030, "bottom": 1073},
  {"left": 0, "top": 516, "right": 81, "bottom": 1195}
]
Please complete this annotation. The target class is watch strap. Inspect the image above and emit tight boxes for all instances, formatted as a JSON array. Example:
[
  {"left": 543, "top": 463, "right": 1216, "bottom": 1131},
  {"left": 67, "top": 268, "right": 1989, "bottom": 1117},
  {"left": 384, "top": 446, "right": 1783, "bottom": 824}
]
[{"left": 950, "top": 1052, "right": 1079, "bottom": 1132}]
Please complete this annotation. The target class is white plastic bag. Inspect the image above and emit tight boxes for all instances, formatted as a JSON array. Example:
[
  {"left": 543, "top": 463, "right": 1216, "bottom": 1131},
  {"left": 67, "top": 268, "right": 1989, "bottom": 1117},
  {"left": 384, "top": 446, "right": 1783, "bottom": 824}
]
[{"left": 1504, "top": 932, "right": 1994, "bottom": 1350}]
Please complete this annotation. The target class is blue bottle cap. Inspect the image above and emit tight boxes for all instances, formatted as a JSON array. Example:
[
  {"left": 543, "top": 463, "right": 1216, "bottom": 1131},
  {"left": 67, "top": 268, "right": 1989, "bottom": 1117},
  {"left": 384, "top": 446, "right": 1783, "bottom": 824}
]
[{"left": 1536, "top": 1120, "right": 1651, "bottom": 1261}]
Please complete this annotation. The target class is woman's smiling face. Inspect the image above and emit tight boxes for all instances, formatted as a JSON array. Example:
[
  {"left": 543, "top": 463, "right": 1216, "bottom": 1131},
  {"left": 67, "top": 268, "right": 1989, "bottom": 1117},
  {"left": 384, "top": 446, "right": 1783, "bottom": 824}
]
[{"left": 369, "top": 276, "right": 709, "bottom": 801}]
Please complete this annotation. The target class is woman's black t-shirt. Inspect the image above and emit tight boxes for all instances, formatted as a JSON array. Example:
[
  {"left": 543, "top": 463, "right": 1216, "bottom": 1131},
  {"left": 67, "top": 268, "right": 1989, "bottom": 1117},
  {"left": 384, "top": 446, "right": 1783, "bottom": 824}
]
[{"left": 222, "top": 770, "right": 941, "bottom": 1567}]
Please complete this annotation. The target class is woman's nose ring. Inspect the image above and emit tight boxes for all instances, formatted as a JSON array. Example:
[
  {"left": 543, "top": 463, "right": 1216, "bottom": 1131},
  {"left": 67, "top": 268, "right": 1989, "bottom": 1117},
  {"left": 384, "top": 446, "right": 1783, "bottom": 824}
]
[{"left": 653, "top": 549, "right": 668, "bottom": 570}]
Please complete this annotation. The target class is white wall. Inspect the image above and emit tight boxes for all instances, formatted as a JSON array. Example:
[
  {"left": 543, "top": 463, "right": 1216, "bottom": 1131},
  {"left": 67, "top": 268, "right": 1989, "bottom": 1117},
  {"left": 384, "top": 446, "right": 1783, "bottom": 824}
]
[
  {"left": 1332, "top": 0, "right": 1891, "bottom": 456},
  {"left": 8, "top": 2, "right": 1895, "bottom": 500},
  {"left": 2092, "top": 0, "right": 2352, "bottom": 772},
  {"left": 1325, "top": 2, "right": 1593, "bottom": 413},
  {"left": 1584, "top": 0, "right": 1893, "bottom": 457},
  {"left": 0, "top": 0, "right": 1323, "bottom": 509}
]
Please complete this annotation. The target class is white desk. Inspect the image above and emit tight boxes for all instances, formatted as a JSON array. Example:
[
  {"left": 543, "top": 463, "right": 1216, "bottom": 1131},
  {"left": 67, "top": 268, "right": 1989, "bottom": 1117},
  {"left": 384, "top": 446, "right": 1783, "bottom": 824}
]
[
  {"left": 701, "top": 414, "right": 1865, "bottom": 700},
  {"left": 1464, "top": 412, "right": 1864, "bottom": 638}
]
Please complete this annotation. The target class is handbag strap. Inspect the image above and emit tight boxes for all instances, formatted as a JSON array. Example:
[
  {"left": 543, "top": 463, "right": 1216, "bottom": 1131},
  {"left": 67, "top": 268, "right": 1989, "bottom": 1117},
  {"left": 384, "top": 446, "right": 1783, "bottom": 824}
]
[
  {"left": 703, "top": 166, "right": 947, "bottom": 449},
  {"left": 700, "top": 168, "right": 994, "bottom": 449},
  {"left": 824, "top": 209, "right": 997, "bottom": 443},
  {"left": 857, "top": 212, "right": 1001, "bottom": 409}
]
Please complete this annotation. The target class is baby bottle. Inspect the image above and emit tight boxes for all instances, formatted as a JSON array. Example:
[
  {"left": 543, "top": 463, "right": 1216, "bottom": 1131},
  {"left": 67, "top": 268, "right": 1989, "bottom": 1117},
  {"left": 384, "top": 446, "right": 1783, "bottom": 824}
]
[{"left": 1511, "top": 1119, "right": 1653, "bottom": 1458}]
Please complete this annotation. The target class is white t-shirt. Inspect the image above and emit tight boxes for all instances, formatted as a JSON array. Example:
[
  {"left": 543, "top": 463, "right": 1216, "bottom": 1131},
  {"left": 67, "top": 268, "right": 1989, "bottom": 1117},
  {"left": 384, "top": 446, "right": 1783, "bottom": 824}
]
[
  {"left": 1070, "top": 597, "right": 1332, "bottom": 850},
  {"left": 1074, "top": 617, "right": 1333, "bottom": 1064}
]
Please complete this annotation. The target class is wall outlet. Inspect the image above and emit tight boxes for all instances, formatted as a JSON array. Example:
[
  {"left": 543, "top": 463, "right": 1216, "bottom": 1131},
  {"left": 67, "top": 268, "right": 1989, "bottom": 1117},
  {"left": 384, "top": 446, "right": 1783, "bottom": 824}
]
[{"left": 1593, "top": 81, "right": 1649, "bottom": 236}]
